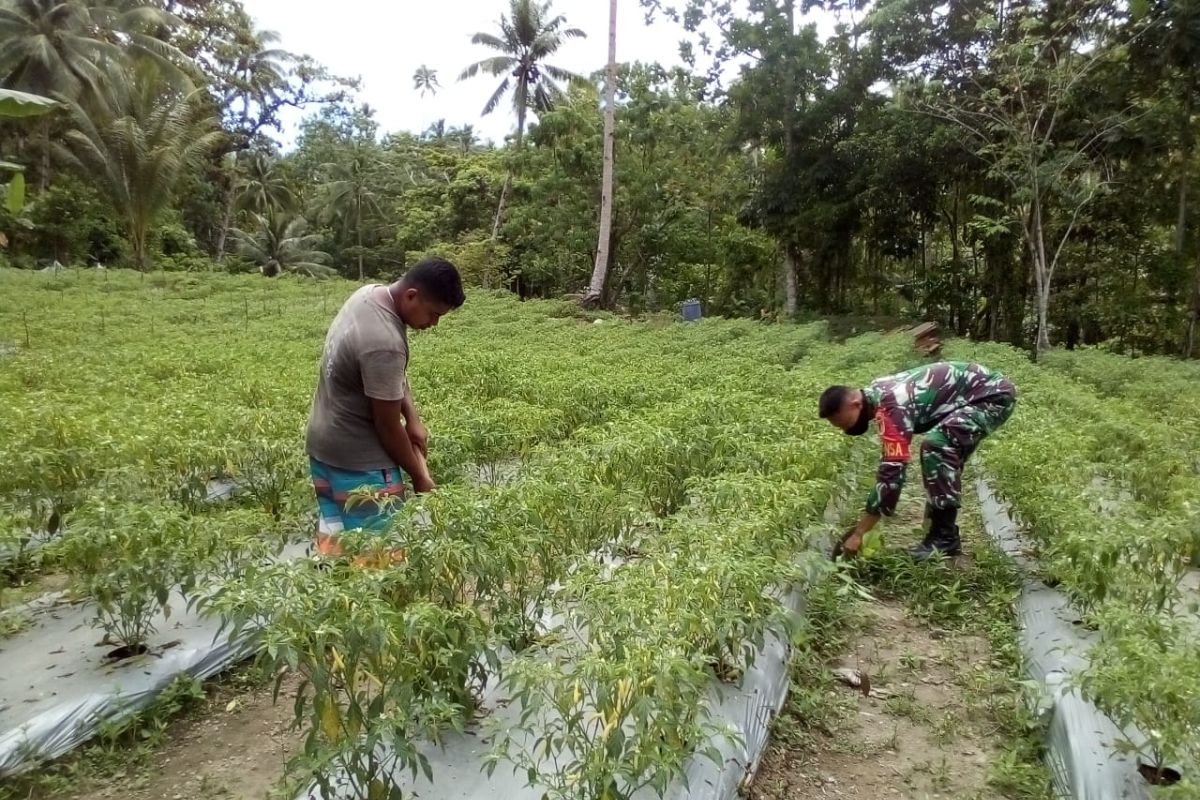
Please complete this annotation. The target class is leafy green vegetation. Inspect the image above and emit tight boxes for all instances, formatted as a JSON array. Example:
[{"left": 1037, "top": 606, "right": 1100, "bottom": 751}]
[
  {"left": 948, "top": 339, "right": 1200, "bottom": 786},
  {"left": 4, "top": 0, "right": 1199, "bottom": 793},
  {"left": 2, "top": 266, "right": 1198, "bottom": 795},
  {"left": 2, "top": 0, "right": 1200, "bottom": 355},
  {"left": 0, "top": 268, "right": 915, "bottom": 796}
]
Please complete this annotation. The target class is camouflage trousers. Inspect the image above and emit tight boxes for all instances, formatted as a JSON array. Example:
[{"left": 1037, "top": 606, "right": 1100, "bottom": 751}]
[{"left": 921, "top": 383, "right": 1017, "bottom": 510}]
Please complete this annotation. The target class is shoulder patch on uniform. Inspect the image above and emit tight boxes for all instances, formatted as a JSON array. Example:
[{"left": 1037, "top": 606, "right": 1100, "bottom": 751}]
[{"left": 876, "top": 408, "right": 911, "bottom": 461}]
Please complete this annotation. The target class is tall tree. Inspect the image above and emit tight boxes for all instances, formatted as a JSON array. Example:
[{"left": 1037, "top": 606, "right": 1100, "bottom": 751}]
[
  {"left": 1131, "top": 0, "right": 1200, "bottom": 355},
  {"left": 653, "top": 0, "right": 841, "bottom": 316},
  {"left": 233, "top": 208, "right": 332, "bottom": 277},
  {"left": 922, "top": 9, "right": 1130, "bottom": 355},
  {"left": 0, "top": 0, "right": 186, "bottom": 100},
  {"left": 413, "top": 64, "right": 440, "bottom": 97},
  {"left": 316, "top": 146, "right": 383, "bottom": 281},
  {"left": 56, "top": 62, "right": 224, "bottom": 270},
  {"left": 235, "top": 150, "right": 296, "bottom": 215},
  {"left": 584, "top": 0, "right": 618, "bottom": 305},
  {"left": 210, "top": 24, "right": 290, "bottom": 260},
  {"left": 163, "top": 2, "right": 354, "bottom": 260},
  {"left": 460, "top": 0, "right": 585, "bottom": 238}
]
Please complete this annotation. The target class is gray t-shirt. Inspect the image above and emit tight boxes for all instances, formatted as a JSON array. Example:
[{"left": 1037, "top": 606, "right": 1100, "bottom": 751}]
[{"left": 305, "top": 285, "right": 408, "bottom": 471}]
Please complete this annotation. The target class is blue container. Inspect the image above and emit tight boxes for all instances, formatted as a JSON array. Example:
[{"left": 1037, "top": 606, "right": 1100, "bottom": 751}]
[{"left": 681, "top": 298, "right": 702, "bottom": 322}]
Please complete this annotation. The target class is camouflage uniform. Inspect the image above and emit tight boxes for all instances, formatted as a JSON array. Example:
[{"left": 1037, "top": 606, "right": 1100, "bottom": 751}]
[{"left": 863, "top": 362, "right": 1016, "bottom": 516}]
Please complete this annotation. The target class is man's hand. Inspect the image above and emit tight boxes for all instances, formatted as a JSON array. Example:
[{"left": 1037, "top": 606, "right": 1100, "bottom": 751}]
[
  {"left": 372, "top": 397, "right": 434, "bottom": 494},
  {"left": 832, "top": 513, "right": 881, "bottom": 560},
  {"left": 832, "top": 527, "right": 864, "bottom": 559},
  {"left": 410, "top": 451, "right": 436, "bottom": 493},
  {"left": 406, "top": 418, "right": 429, "bottom": 457}
]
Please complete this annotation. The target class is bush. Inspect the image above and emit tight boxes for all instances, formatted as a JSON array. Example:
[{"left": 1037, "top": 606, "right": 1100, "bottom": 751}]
[
  {"left": 25, "top": 176, "right": 126, "bottom": 267},
  {"left": 154, "top": 219, "right": 201, "bottom": 258},
  {"left": 411, "top": 237, "right": 510, "bottom": 288},
  {"left": 156, "top": 253, "right": 215, "bottom": 272}
]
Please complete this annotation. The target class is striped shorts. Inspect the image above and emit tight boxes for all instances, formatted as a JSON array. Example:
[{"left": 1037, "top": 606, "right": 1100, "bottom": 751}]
[{"left": 309, "top": 456, "right": 407, "bottom": 542}]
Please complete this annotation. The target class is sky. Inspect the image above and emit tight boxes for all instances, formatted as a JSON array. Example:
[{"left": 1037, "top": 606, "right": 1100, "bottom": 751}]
[
  {"left": 240, "top": 0, "right": 693, "bottom": 147},
  {"left": 239, "top": 1, "right": 846, "bottom": 149}
]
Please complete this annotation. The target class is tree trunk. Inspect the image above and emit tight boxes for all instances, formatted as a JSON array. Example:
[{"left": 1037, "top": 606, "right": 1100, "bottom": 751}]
[
  {"left": 131, "top": 223, "right": 147, "bottom": 272},
  {"left": 1180, "top": 85, "right": 1197, "bottom": 356},
  {"left": 490, "top": 176, "right": 511, "bottom": 241},
  {"left": 778, "top": 0, "right": 798, "bottom": 317},
  {"left": 1186, "top": 259, "right": 1200, "bottom": 358},
  {"left": 585, "top": 0, "right": 618, "bottom": 305},
  {"left": 40, "top": 118, "right": 51, "bottom": 193},
  {"left": 783, "top": 247, "right": 798, "bottom": 318},
  {"left": 215, "top": 181, "right": 235, "bottom": 262},
  {"left": 1026, "top": 201, "right": 1052, "bottom": 356},
  {"left": 921, "top": 219, "right": 929, "bottom": 312},
  {"left": 1176, "top": 88, "right": 1193, "bottom": 255},
  {"left": 356, "top": 201, "right": 364, "bottom": 281},
  {"left": 491, "top": 104, "right": 527, "bottom": 242}
]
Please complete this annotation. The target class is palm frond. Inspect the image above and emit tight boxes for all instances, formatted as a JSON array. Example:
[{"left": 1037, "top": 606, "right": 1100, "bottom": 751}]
[
  {"left": 469, "top": 32, "right": 511, "bottom": 52},
  {"left": 459, "top": 56, "right": 517, "bottom": 81},
  {"left": 483, "top": 77, "right": 511, "bottom": 116},
  {"left": 540, "top": 63, "right": 585, "bottom": 84}
]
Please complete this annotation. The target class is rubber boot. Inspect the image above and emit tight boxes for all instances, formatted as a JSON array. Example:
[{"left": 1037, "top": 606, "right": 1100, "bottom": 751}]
[
  {"left": 909, "top": 505, "right": 962, "bottom": 561},
  {"left": 909, "top": 503, "right": 936, "bottom": 551}
]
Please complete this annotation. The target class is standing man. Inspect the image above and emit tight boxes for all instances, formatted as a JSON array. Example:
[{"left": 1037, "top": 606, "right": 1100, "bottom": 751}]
[
  {"left": 305, "top": 258, "right": 464, "bottom": 552},
  {"left": 818, "top": 361, "right": 1017, "bottom": 561}
]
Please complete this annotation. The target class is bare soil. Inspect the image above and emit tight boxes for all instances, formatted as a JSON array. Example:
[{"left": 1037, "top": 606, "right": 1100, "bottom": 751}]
[
  {"left": 75, "top": 674, "right": 304, "bottom": 800},
  {"left": 752, "top": 600, "right": 999, "bottom": 800}
]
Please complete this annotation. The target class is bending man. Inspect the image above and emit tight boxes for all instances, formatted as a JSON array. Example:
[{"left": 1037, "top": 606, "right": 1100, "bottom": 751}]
[
  {"left": 819, "top": 361, "right": 1017, "bottom": 560},
  {"left": 305, "top": 258, "right": 465, "bottom": 552}
]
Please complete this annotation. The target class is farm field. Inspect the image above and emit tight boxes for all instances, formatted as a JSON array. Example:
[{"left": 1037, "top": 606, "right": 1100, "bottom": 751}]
[{"left": 1, "top": 268, "right": 1197, "bottom": 799}]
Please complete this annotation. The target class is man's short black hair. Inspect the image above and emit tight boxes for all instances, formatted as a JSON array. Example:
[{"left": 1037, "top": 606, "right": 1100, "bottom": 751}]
[
  {"left": 403, "top": 257, "right": 465, "bottom": 308},
  {"left": 818, "top": 385, "right": 855, "bottom": 419}
]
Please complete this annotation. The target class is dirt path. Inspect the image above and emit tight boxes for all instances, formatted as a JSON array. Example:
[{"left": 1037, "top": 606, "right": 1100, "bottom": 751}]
[
  {"left": 752, "top": 600, "right": 998, "bottom": 800},
  {"left": 752, "top": 476, "right": 1048, "bottom": 800},
  {"left": 66, "top": 603, "right": 1005, "bottom": 800},
  {"left": 76, "top": 674, "right": 304, "bottom": 800}
]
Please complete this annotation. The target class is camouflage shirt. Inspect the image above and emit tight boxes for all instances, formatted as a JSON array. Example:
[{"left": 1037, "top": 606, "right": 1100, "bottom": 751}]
[{"left": 863, "top": 361, "right": 1012, "bottom": 516}]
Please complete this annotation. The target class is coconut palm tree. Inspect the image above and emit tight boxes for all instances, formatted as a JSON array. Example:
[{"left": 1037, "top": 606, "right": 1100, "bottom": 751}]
[
  {"left": 584, "top": 0, "right": 618, "bottom": 306},
  {"left": 235, "top": 151, "right": 297, "bottom": 216},
  {"left": 233, "top": 210, "right": 333, "bottom": 278},
  {"left": 460, "top": 0, "right": 585, "bottom": 148},
  {"left": 55, "top": 62, "right": 224, "bottom": 270},
  {"left": 423, "top": 118, "right": 448, "bottom": 145},
  {"left": 460, "top": 0, "right": 585, "bottom": 237},
  {"left": 315, "top": 149, "right": 383, "bottom": 281},
  {"left": 0, "top": 0, "right": 188, "bottom": 189},
  {"left": 413, "top": 64, "right": 440, "bottom": 97},
  {"left": 449, "top": 124, "right": 477, "bottom": 154},
  {"left": 0, "top": 0, "right": 186, "bottom": 100}
]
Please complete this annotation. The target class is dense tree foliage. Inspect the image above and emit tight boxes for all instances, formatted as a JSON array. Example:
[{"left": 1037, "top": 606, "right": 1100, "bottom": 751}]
[{"left": 2, "top": 0, "right": 1198, "bottom": 355}]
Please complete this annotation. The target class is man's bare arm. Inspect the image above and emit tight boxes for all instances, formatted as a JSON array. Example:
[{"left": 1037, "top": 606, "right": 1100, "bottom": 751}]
[
  {"left": 400, "top": 391, "right": 428, "bottom": 456},
  {"left": 371, "top": 397, "right": 434, "bottom": 492}
]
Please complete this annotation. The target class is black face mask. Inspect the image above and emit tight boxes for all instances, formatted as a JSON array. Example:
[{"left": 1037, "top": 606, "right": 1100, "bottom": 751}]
[{"left": 846, "top": 400, "right": 873, "bottom": 436}]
